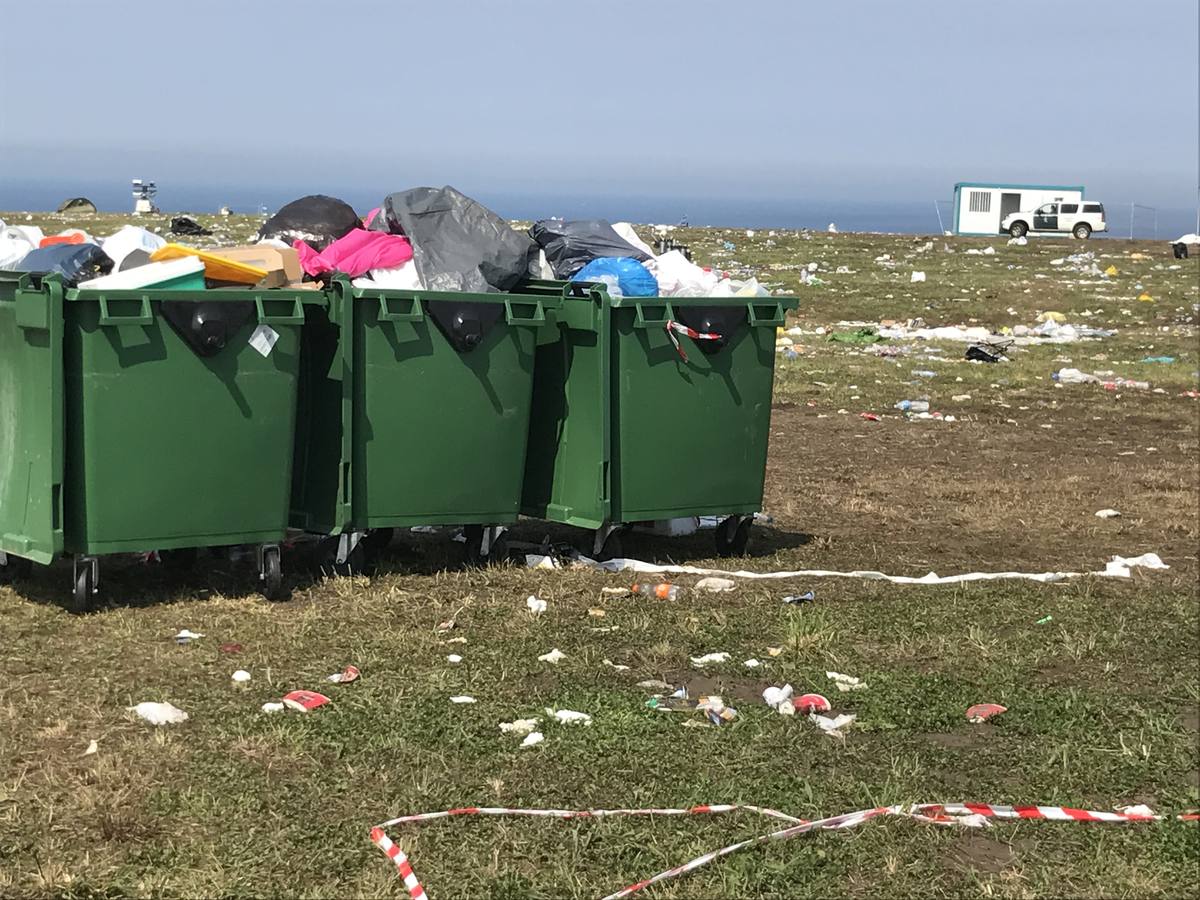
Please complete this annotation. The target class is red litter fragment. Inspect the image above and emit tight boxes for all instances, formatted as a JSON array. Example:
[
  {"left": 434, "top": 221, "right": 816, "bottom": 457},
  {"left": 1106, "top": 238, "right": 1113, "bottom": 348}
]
[
  {"left": 220, "top": 642, "right": 243, "bottom": 654},
  {"left": 794, "top": 693, "right": 832, "bottom": 714},
  {"left": 859, "top": 412, "right": 880, "bottom": 421},
  {"left": 282, "top": 690, "right": 331, "bottom": 712},
  {"left": 966, "top": 703, "right": 1007, "bottom": 723},
  {"left": 328, "top": 665, "right": 360, "bottom": 684}
]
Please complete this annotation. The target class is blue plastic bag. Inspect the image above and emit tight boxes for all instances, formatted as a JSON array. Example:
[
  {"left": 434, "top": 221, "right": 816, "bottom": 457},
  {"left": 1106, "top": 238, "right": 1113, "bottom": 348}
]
[{"left": 571, "top": 257, "right": 659, "bottom": 298}]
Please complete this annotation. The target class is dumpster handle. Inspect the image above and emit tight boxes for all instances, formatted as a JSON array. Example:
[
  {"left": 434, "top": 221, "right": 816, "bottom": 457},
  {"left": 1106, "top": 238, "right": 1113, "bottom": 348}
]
[
  {"left": 632, "top": 301, "right": 676, "bottom": 328},
  {"left": 561, "top": 282, "right": 592, "bottom": 299},
  {"left": 503, "top": 298, "right": 546, "bottom": 326},
  {"left": 98, "top": 295, "right": 154, "bottom": 326},
  {"left": 254, "top": 297, "right": 306, "bottom": 325},
  {"left": 747, "top": 302, "right": 786, "bottom": 327},
  {"left": 378, "top": 295, "right": 424, "bottom": 322}
]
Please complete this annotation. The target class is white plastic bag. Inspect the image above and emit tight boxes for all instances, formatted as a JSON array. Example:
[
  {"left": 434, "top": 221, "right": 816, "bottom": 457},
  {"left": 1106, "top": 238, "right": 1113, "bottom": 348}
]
[
  {"left": 649, "top": 250, "right": 719, "bottom": 297},
  {"left": 102, "top": 225, "right": 167, "bottom": 269},
  {"left": 352, "top": 259, "right": 423, "bottom": 290},
  {"left": 612, "top": 222, "right": 657, "bottom": 257}
]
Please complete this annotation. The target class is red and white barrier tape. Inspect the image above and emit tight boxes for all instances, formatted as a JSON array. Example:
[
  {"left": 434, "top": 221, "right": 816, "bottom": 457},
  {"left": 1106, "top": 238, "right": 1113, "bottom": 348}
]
[
  {"left": 664, "top": 320, "right": 721, "bottom": 363},
  {"left": 370, "top": 801, "right": 1198, "bottom": 899}
]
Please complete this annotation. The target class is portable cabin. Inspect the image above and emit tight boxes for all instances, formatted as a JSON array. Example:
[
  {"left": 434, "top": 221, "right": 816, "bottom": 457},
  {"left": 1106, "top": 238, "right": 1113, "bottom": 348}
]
[{"left": 953, "top": 182, "right": 1084, "bottom": 235}]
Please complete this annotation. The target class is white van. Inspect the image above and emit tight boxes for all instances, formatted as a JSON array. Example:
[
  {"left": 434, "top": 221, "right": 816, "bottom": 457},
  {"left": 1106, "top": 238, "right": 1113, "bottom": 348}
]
[{"left": 1003, "top": 201, "right": 1107, "bottom": 239}]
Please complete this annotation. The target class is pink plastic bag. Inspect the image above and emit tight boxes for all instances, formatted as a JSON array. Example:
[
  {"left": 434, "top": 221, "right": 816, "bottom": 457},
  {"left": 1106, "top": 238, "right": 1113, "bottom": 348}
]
[{"left": 294, "top": 229, "right": 413, "bottom": 278}]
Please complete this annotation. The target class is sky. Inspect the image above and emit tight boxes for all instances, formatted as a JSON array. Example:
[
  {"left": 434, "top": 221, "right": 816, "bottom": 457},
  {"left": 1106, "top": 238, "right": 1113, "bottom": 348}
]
[{"left": 0, "top": 0, "right": 1196, "bottom": 225}]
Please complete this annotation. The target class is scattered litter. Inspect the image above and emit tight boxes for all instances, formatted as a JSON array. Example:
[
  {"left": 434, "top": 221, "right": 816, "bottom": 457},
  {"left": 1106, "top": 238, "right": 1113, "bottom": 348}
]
[
  {"left": 450, "top": 696, "right": 477, "bottom": 705},
  {"left": 127, "top": 701, "right": 189, "bottom": 725},
  {"left": 231, "top": 669, "right": 252, "bottom": 683},
  {"left": 859, "top": 412, "right": 880, "bottom": 422},
  {"left": 520, "top": 731, "right": 545, "bottom": 748},
  {"left": 633, "top": 582, "right": 679, "bottom": 600},
  {"left": 810, "top": 711, "right": 856, "bottom": 737},
  {"left": 910, "top": 271, "right": 926, "bottom": 283},
  {"left": 743, "top": 658, "right": 762, "bottom": 669},
  {"left": 966, "top": 703, "right": 1007, "bottom": 724},
  {"left": 695, "top": 577, "right": 736, "bottom": 593},
  {"left": 326, "top": 665, "right": 361, "bottom": 684},
  {"left": 445, "top": 636, "right": 468, "bottom": 645},
  {"left": 499, "top": 718, "right": 540, "bottom": 736},
  {"left": 591, "top": 625, "right": 620, "bottom": 634},
  {"left": 436, "top": 619, "right": 456, "bottom": 633},
  {"left": 548, "top": 708, "right": 592, "bottom": 726},
  {"left": 1095, "top": 509, "right": 1121, "bottom": 519},
  {"left": 282, "top": 690, "right": 331, "bottom": 712},
  {"left": 1105, "top": 264, "right": 1119, "bottom": 276},
  {"left": 261, "top": 702, "right": 285, "bottom": 714},
  {"left": 446, "top": 654, "right": 464, "bottom": 664},
  {"left": 895, "top": 399, "right": 929, "bottom": 413},
  {"left": 697, "top": 695, "right": 738, "bottom": 726},
  {"left": 1138, "top": 292, "right": 1154, "bottom": 303},
  {"left": 588, "top": 607, "right": 607, "bottom": 617},
  {"left": 83, "top": 739, "right": 99, "bottom": 755},
  {"left": 1008, "top": 236, "right": 1027, "bottom": 246},
  {"left": 826, "top": 671, "right": 867, "bottom": 692},
  {"left": 762, "top": 684, "right": 794, "bottom": 714},
  {"left": 174, "top": 629, "right": 204, "bottom": 645},
  {"left": 1142, "top": 356, "right": 1174, "bottom": 363},
  {"left": 638, "top": 679, "right": 673, "bottom": 691},
  {"left": 782, "top": 591, "right": 815, "bottom": 604},
  {"left": 538, "top": 649, "right": 567, "bottom": 664},
  {"left": 1054, "top": 368, "right": 1150, "bottom": 390},
  {"left": 526, "top": 595, "right": 547, "bottom": 614},
  {"left": 794, "top": 694, "right": 831, "bottom": 714},
  {"left": 603, "top": 659, "right": 631, "bottom": 671},
  {"left": 220, "top": 642, "right": 243, "bottom": 654},
  {"left": 766, "top": 646, "right": 784, "bottom": 657},
  {"left": 827, "top": 327, "right": 884, "bottom": 344},
  {"left": 601, "top": 586, "right": 631, "bottom": 597},
  {"left": 690, "top": 652, "right": 731, "bottom": 667}
]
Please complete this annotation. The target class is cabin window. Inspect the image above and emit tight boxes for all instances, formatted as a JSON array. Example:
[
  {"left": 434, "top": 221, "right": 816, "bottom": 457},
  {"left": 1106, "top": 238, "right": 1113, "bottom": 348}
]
[{"left": 968, "top": 191, "right": 991, "bottom": 213}]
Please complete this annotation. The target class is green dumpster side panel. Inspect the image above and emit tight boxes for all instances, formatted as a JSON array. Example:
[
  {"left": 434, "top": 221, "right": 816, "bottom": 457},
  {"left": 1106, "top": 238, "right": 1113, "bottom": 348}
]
[
  {"left": 0, "top": 274, "right": 65, "bottom": 564},
  {"left": 291, "top": 281, "right": 551, "bottom": 533},
  {"left": 521, "top": 285, "right": 797, "bottom": 529},
  {"left": 61, "top": 289, "right": 309, "bottom": 555}
]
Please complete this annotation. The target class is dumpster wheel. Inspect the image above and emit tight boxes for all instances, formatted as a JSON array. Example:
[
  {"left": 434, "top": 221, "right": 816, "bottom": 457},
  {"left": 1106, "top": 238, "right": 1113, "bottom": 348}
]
[
  {"left": 715, "top": 515, "right": 752, "bottom": 558},
  {"left": 260, "top": 545, "right": 284, "bottom": 600},
  {"left": 72, "top": 557, "right": 98, "bottom": 614},
  {"left": 0, "top": 552, "right": 33, "bottom": 584}
]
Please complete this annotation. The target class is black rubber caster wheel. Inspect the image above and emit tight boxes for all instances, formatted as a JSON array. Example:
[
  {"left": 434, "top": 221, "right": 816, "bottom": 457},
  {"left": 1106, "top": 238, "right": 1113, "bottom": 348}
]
[
  {"left": 261, "top": 546, "right": 284, "bottom": 600},
  {"left": 72, "top": 563, "right": 96, "bottom": 614},
  {"left": 715, "top": 516, "right": 751, "bottom": 557}
]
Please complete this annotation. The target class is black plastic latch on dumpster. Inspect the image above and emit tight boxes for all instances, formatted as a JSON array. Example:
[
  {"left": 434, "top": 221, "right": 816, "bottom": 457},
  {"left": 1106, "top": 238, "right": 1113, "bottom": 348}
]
[
  {"left": 675, "top": 305, "right": 745, "bottom": 355},
  {"left": 161, "top": 301, "right": 255, "bottom": 357},
  {"left": 425, "top": 300, "right": 504, "bottom": 353}
]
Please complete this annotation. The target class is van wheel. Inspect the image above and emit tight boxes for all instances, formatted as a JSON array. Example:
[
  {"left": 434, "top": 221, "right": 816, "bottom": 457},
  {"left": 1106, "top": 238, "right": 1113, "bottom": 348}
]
[
  {"left": 1008, "top": 221, "right": 1028, "bottom": 238},
  {"left": 1073, "top": 223, "right": 1091, "bottom": 239}
]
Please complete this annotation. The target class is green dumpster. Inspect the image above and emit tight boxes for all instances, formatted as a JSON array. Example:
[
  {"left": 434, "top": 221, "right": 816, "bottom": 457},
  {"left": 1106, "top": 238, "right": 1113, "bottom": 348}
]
[
  {"left": 0, "top": 271, "right": 317, "bottom": 609},
  {"left": 290, "top": 276, "right": 557, "bottom": 567},
  {"left": 519, "top": 281, "right": 797, "bottom": 557}
]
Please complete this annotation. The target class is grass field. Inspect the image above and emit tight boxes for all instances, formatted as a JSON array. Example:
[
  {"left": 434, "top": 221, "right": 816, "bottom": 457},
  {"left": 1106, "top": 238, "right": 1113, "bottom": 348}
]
[{"left": 1, "top": 210, "right": 1198, "bottom": 898}]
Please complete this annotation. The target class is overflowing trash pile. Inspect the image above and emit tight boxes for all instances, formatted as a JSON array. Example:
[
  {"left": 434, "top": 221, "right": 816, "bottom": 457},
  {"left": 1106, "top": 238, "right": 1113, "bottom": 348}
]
[{"left": 0, "top": 189, "right": 774, "bottom": 301}]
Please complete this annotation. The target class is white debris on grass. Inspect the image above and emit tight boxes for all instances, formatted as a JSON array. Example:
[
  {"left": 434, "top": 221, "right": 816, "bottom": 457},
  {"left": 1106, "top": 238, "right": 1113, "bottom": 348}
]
[
  {"left": 1095, "top": 509, "right": 1121, "bottom": 519},
  {"left": 231, "top": 669, "right": 251, "bottom": 683},
  {"left": 521, "top": 731, "right": 545, "bottom": 748},
  {"left": 826, "top": 671, "right": 867, "bottom": 692},
  {"left": 538, "top": 648, "right": 567, "bottom": 664},
  {"left": 127, "top": 702, "right": 188, "bottom": 725},
  {"left": 547, "top": 708, "right": 592, "bottom": 726},
  {"left": 695, "top": 577, "right": 736, "bottom": 593},
  {"left": 526, "top": 595, "right": 547, "bottom": 614},
  {"left": 499, "top": 718, "right": 540, "bottom": 736},
  {"left": 450, "top": 696, "right": 477, "bottom": 704},
  {"left": 690, "top": 652, "right": 731, "bottom": 667}
]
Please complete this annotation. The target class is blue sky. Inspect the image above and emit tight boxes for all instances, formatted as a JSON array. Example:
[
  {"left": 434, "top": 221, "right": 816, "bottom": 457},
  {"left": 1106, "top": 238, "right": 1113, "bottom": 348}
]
[{"left": 1, "top": 0, "right": 1196, "bottom": 219}]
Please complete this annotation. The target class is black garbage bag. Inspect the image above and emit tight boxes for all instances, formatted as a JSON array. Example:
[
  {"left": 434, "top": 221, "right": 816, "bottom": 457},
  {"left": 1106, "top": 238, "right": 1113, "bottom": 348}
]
[
  {"left": 257, "top": 194, "right": 361, "bottom": 252},
  {"left": 169, "top": 215, "right": 212, "bottom": 236},
  {"left": 13, "top": 244, "right": 114, "bottom": 286},
  {"left": 372, "top": 186, "right": 535, "bottom": 293},
  {"left": 530, "top": 219, "right": 652, "bottom": 279}
]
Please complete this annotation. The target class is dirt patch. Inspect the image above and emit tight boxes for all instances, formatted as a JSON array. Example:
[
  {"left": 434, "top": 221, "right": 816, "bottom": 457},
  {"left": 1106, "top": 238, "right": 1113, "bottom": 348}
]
[
  {"left": 1037, "top": 661, "right": 1081, "bottom": 684},
  {"left": 943, "top": 834, "right": 1016, "bottom": 875},
  {"left": 663, "top": 672, "right": 769, "bottom": 705},
  {"left": 921, "top": 724, "right": 998, "bottom": 750}
]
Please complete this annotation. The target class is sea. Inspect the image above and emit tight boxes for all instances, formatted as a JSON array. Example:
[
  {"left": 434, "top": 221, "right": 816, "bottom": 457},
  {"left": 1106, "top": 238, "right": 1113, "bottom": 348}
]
[{"left": 1, "top": 181, "right": 1195, "bottom": 241}]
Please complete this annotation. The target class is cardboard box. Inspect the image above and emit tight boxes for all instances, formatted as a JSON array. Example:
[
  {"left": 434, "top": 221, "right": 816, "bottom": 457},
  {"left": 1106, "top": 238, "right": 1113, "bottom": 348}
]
[{"left": 209, "top": 246, "right": 302, "bottom": 282}]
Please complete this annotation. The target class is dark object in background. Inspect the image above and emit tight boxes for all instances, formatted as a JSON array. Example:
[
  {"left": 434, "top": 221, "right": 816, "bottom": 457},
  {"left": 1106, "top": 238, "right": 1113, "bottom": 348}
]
[
  {"left": 169, "top": 216, "right": 212, "bottom": 237},
  {"left": 257, "top": 195, "right": 361, "bottom": 252},
  {"left": 119, "top": 249, "right": 153, "bottom": 271},
  {"left": 530, "top": 219, "right": 651, "bottom": 279},
  {"left": 1173, "top": 242, "right": 1189, "bottom": 259},
  {"left": 13, "top": 243, "right": 113, "bottom": 286},
  {"left": 965, "top": 339, "right": 1011, "bottom": 363},
  {"left": 655, "top": 236, "right": 692, "bottom": 261},
  {"left": 57, "top": 197, "right": 96, "bottom": 214},
  {"left": 374, "top": 186, "right": 535, "bottom": 293}
]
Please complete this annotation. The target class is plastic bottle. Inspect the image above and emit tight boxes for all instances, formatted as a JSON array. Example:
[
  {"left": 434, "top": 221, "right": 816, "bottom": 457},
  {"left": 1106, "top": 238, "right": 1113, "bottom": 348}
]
[
  {"left": 894, "top": 399, "right": 930, "bottom": 412},
  {"left": 633, "top": 582, "right": 679, "bottom": 600}
]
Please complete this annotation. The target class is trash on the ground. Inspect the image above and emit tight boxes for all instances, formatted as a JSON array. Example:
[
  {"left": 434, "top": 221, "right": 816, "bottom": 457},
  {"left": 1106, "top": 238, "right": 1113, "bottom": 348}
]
[
  {"left": 910, "top": 271, "right": 926, "bottom": 283},
  {"left": 691, "top": 652, "right": 731, "bottom": 667},
  {"left": 601, "top": 586, "right": 631, "bottom": 597},
  {"left": 1104, "top": 264, "right": 1119, "bottom": 276},
  {"left": 83, "top": 739, "right": 98, "bottom": 756},
  {"left": 763, "top": 684, "right": 795, "bottom": 714},
  {"left": 591, "top": 625, "right": 620, "bottom": 634},
  {"left": 638, "top": 679, "right": 674, "bottom": 691},
  {"left": 697, "top": 695, "right": 738, "bottom": 726},
  {"left": 895, "top": 400, "right": 930, "bottom": 413},
  {"left": 1095, "top": 509, "right": 1121, "bottom": 519},
  {"left": 783, "top": 591, "right": 815, "bottom": 604},
  {"left": 446, "top": 654, "right": 464, "bottom": 664},
  {"left": 450, "top": 696, "right": 477, "bottom": 705},
  {"left": 859, "top": 412, "right": 880, "bottom": 422},
  {"left": 169, "top": 215, "right": 212, "bottom": 237},
  {"left": 1142, "top": 356, "right": 1174, "bottom": 363},
  {"left": 810, "top": 711, "right": 856, "bottom": 737},
  {"left": 1116, "top": 803, "right": 1156, "bottom": 817},
  {"left": 538, "top": 648, "right": 567, "bottom": 664},
  {"left": 588, "top": 607, "right": 607, "bottom": 618},
  {"left": 1054, "top": 368, "right": 1150, "bottom": 390},
  {"left": 767, "top": 646, "right": 784, "bottom": 657},
  {"left": 743, "top": 658, "right": 762, "bottom": 669},
  {"left": 827, "top": 671, "right": 868, "bottom": 692},
  {"left": 261, "top": 702, "right": 285, "bottom": 714},
  {"left": 526, "top": 595, "right": 547, "bottom": 614},
  {"left": 127, "top": 701, "right": 189, "bottom": 725},
  {"left": 828, "top": 327, "right": 884, "bottom": 344},
  {"left": 220, "top": 642, "right": 243, "bottom": 654},
  {"left": 231, "top": 669, "right": 252, "bottom": 683},
  {"left": 634, "top": 582, "right": 679, "bottom": 600},
  {"left": 794, "top": 693, "right": 832, "bottom": 714},
  {"left": 695, "top": 577, "right": 736, "bottom": 593},
  {"left": 283, "top": 690, "right": 331, "bottom": 712},
  {"left": 1036, "top": 615, "right": 1054, "bottom": 625},
  {"left": 603, "top": 659, "right": 631, "bottom": 671},
  {"left": 499, "top": 718, "right": 540, "bottom": 736},
  {"left": 966, "top": 339, "right": 1011, "bottom": 363},
  {"left": 548, "top": 708, "right": 592, "bottom": 726},
  {"left": 174, "top": 629, "right": 205, "bottom": 644},
  {"left": 1008, "top": 236, "right": 1027, "bottom": 246},
  {"left": 521, "top": 731, "right": 545, "bottom": 747},
  {"left": 436, "top": 618, "right": 456, "bottom": 633},
  {"left": 327, "top": 665, "right": 361, "bottom": 684},
  {"left": 966, "top": 703, "right": 1007, "bottom": 723}
]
